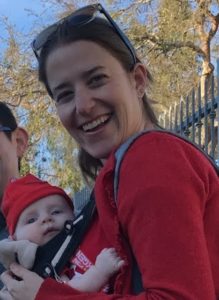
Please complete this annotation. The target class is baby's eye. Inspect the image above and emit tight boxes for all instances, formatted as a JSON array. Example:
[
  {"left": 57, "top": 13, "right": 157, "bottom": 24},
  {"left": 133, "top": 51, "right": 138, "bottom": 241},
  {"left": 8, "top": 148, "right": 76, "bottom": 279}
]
[
  {"left": 26, "top": 217, "right": 37, "bottom": 224},
  {"left": 51, "top": 209, "right": 62, "bottom": 215}
]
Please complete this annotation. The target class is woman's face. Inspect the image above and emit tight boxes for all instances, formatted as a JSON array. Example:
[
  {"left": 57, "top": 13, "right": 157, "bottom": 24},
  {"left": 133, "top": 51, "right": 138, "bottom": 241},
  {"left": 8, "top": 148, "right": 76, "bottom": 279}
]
[{"left": 46, "top": 40, "right": 148, "bottom": 160}]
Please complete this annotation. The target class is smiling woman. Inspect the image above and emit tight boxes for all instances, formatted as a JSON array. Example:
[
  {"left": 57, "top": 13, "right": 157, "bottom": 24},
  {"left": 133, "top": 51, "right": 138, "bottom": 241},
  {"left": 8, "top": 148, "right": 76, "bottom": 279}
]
[
  {"left": 37, "top": 11, "right": 157, "bottom": 179},
  {"left": 1, "top": 3, "right": 219, "bottom": 300},
  {"left": 45, "top": 40, "right": 148, "bottom": 161}
]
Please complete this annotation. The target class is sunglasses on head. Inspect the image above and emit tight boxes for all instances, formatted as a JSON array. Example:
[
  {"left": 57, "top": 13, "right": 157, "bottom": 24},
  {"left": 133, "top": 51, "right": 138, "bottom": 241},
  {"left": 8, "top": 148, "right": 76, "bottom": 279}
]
[
  {"left": 0, "top": 126, "right": 12, "bottom": 132},
  {"left": 31, "top": 3, "right": 137, "bottom": 65}
]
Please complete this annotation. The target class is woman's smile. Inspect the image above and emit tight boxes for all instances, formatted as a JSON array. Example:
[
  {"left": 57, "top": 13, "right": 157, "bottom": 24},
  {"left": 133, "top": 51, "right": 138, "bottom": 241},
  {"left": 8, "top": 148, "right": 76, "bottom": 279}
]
[
  {"left": 46, "top": 41, "right": 146, "bottom": 159},
  {"left": 79, "top": 113, "right": 112, "bottom": 133}
]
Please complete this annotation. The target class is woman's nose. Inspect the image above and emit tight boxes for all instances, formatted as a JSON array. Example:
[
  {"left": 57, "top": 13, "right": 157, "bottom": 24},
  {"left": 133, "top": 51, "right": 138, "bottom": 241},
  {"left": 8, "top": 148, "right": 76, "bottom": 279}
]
[{"left": 75, "top": 88, "right": 95, "bottom": 115}]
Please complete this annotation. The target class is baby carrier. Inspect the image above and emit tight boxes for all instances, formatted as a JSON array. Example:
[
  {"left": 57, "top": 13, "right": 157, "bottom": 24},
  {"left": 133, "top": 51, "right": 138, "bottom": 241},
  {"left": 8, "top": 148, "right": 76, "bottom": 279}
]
[
  {"left": 32, "top": 191, "right": 95, "bottom": 279},
  {"left": 32, "top": 130, "right": 219, "bottom": 294}
]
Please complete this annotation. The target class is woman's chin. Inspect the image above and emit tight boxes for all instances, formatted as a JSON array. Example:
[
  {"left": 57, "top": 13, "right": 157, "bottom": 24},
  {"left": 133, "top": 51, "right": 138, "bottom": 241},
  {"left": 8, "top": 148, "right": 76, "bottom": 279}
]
[{"left": 88, "top": 147, "right": 114, "bottom": 161}]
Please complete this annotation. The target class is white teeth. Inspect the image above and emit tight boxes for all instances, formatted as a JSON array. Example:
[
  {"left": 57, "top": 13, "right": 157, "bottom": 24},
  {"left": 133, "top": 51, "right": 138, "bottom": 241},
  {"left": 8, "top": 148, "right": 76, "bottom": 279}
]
[{"left": 82, "top": 115, "right": 109, "bottom": 131}]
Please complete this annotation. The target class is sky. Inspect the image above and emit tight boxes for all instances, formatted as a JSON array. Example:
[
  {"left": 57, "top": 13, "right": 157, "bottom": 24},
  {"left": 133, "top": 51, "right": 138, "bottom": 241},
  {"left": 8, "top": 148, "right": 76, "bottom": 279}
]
[
  {"left": 0, "top": 0, "right": 57, "bottom": 52},
  {"left": 0, "top": 0, "right": 47, "bottom": 31},
  {"left": 1, "top": 1, "right": 218, "bottom": 63}
]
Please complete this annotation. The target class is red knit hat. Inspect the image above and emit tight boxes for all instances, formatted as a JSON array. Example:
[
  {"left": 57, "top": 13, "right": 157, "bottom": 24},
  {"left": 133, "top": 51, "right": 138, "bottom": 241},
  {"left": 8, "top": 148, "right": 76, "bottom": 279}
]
[{"left": 2, "top": 173, "right": 73, "bottom": 235}]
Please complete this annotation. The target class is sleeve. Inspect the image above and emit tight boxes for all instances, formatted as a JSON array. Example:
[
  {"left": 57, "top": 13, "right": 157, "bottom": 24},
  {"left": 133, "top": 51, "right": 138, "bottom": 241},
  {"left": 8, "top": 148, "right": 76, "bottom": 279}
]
[
  {"left": 117, "top": 134, "right": 216, "bottom": 299},
  {"left": 36, "top": 134, "right": 216, "bottom": 299}
]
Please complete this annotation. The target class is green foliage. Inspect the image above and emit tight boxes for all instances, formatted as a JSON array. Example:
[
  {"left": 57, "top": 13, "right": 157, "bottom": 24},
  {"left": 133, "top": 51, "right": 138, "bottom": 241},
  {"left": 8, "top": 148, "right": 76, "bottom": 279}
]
[
  {"left": 0, "top": 0, "right": 218, "bottom": 190},
  {"left": 146, "top": 0, "right": 200, "bottom": 111},
  {"left": 120, "top": 0, "right": 218, "bottom": 114},
  {"left": 0, "top": 17, "right": 84, "bottom": 192}
]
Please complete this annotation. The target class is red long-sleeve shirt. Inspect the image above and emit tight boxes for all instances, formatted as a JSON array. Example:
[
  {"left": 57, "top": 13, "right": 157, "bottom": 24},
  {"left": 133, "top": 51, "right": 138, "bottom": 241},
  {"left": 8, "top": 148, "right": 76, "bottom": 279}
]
[{"left": 36, "top": 132, "right": 219, "bottom": 299}]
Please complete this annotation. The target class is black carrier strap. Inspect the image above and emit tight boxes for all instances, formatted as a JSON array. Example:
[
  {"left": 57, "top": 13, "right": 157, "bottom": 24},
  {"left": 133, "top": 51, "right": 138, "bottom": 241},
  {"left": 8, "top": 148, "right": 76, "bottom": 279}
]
[
  {"left": 32, "top": 191, "right": 95, "bottom": 279},
  {"left": 114, "top": 129, "right": 219, "bottom": 294}
]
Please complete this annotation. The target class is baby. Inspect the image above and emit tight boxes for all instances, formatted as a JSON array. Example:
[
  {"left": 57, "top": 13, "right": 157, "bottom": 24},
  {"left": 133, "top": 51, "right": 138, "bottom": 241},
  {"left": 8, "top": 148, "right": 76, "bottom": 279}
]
[{"left": 0, "top": 174, "right": 124, "bottom": 292}]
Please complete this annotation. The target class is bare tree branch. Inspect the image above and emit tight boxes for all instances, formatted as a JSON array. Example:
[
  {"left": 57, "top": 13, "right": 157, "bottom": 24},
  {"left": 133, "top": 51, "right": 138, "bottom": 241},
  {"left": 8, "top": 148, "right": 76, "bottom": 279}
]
[{"left": 134, "top": 32, "right": 206, "bottom": 56}]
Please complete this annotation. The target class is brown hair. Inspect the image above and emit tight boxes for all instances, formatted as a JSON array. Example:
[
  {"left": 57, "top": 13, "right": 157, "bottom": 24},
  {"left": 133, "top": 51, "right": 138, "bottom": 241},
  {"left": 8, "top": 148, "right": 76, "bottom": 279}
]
[{"left": 37, "top": 17, "right": 158, "bottom": 181}]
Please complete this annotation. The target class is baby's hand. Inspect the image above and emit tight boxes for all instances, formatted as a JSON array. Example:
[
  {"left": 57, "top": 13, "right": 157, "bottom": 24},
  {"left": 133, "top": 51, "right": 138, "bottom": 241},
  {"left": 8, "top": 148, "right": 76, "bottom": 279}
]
[
  {"left": 95, "top": 248, "right": 125, "bottom": 277},
  {"left": 0, "top": 239, "right": 38, "bottom": 270},
  {"left": 60, "top": 274, "right": 70, "bottom": 284}
]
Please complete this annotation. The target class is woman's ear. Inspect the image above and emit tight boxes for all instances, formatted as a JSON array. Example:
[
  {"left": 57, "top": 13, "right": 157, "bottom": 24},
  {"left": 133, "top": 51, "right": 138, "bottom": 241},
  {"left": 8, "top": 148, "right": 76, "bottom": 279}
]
[
  {"left": 14, "top": 127, "right": 29, "bottom": 158},
  {"left": 132, "top": 63, "right": 148, "bottom": 99}
]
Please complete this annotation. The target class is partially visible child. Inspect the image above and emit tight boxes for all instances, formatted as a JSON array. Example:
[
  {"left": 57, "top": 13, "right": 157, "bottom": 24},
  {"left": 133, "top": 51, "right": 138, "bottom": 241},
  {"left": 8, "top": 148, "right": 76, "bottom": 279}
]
[{"left": 0, "top": 174, "right": 124, "bottom": 292}]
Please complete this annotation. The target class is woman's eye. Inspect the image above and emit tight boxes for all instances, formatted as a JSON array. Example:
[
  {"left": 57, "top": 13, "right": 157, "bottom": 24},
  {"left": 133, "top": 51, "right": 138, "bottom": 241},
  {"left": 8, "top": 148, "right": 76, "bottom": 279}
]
[
  {"left": 55, "top": 91, "right": 74, "bottom": 104},
  {"left": 89, "top": 74, "right": 107, "bottom": 86}
]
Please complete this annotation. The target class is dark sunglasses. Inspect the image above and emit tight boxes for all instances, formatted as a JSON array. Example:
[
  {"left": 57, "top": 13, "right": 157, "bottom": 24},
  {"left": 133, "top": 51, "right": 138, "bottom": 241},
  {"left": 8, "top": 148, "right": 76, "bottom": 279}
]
[
  {"left": 0, "top": 126, "right": 12, "bottom": 132},
  {"left": 31, "top": 3, "right": 137, "bottom": 65}
]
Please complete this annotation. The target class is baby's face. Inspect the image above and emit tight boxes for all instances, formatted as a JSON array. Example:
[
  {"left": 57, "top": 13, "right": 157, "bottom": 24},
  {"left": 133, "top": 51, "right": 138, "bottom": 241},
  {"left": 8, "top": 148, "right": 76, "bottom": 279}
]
[{"left": 14, "top": 195, "right": 74, "bottom": 245}]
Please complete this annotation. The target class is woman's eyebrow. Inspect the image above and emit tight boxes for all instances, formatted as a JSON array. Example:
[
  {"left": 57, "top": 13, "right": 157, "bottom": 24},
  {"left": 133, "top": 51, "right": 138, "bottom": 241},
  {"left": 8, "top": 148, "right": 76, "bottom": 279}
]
[
  {"left": 81, "top": 66, "right": 105, "bottom": 79},
  {"left": 53, "top": 66, "right": 105, "bottom": 92},
  {"left": 53, "top": 82, "right": 71, "bottom": 93}
]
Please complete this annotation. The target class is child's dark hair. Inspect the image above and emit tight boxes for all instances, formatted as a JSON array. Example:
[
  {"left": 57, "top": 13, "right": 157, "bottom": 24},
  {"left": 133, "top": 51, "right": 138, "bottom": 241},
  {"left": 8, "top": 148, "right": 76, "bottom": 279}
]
[
  {"left": 0, "top": 102, "right": 21, "bottom": 170},
  {"left": 0, "top": 102, "right": 17, "bottom": 140}
]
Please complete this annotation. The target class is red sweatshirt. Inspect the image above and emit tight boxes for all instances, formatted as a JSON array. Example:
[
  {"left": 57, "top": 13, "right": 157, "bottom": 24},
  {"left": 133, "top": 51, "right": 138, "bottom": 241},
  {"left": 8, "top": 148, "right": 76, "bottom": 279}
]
[{"left": 36, "top": 132, "right": 219, "bottom": 299}]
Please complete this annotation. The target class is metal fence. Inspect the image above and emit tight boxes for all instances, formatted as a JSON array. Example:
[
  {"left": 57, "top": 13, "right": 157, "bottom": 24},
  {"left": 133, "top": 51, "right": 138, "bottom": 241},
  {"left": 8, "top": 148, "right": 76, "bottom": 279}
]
[{"left": 159, "top": 59, "right": 219, "bottom": 163}]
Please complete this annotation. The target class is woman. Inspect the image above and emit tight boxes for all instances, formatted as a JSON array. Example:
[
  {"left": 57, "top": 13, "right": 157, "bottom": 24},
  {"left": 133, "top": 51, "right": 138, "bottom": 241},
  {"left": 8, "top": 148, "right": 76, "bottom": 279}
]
[{"left": 1, "top": 3, "right": 219, "bottom": 300}]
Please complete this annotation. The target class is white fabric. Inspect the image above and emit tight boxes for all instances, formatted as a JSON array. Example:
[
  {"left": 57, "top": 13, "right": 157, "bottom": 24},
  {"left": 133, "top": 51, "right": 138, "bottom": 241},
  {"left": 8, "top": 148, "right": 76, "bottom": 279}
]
[{"left": 0, "top": 238, "right": 38, "bottom": 269}]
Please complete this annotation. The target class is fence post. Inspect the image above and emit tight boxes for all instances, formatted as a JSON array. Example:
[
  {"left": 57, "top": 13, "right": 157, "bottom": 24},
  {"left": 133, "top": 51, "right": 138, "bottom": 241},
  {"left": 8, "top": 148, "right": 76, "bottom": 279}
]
[
  {"left": 180, "top": 98, "right": 184, "bottom": 135},
  {"left": 174, "top": 102, "right": 178, "bottom": 132},
  {"left": 169, "top": 106, "right": 173, "bottom": 131},
  {"left": 210, "top": 74, "right": 216, "bottom": 158},
  {"left": 191, "top": 89, "right": 195, "bottom": 142},
  {"left": 158, "top": 58, "right": 219, "bottom": 162},
  {"left": 184, "top": 96, "right": 190, "bottom": 138},
  {"left": 217, "top": 59, "right": 219, "bottom": 161},
  {"left": 204, "top": 78, "right": 208, "bottom": 152},
  {"left": 197, "top": 84, "right": 202, "bottom": 147}
]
